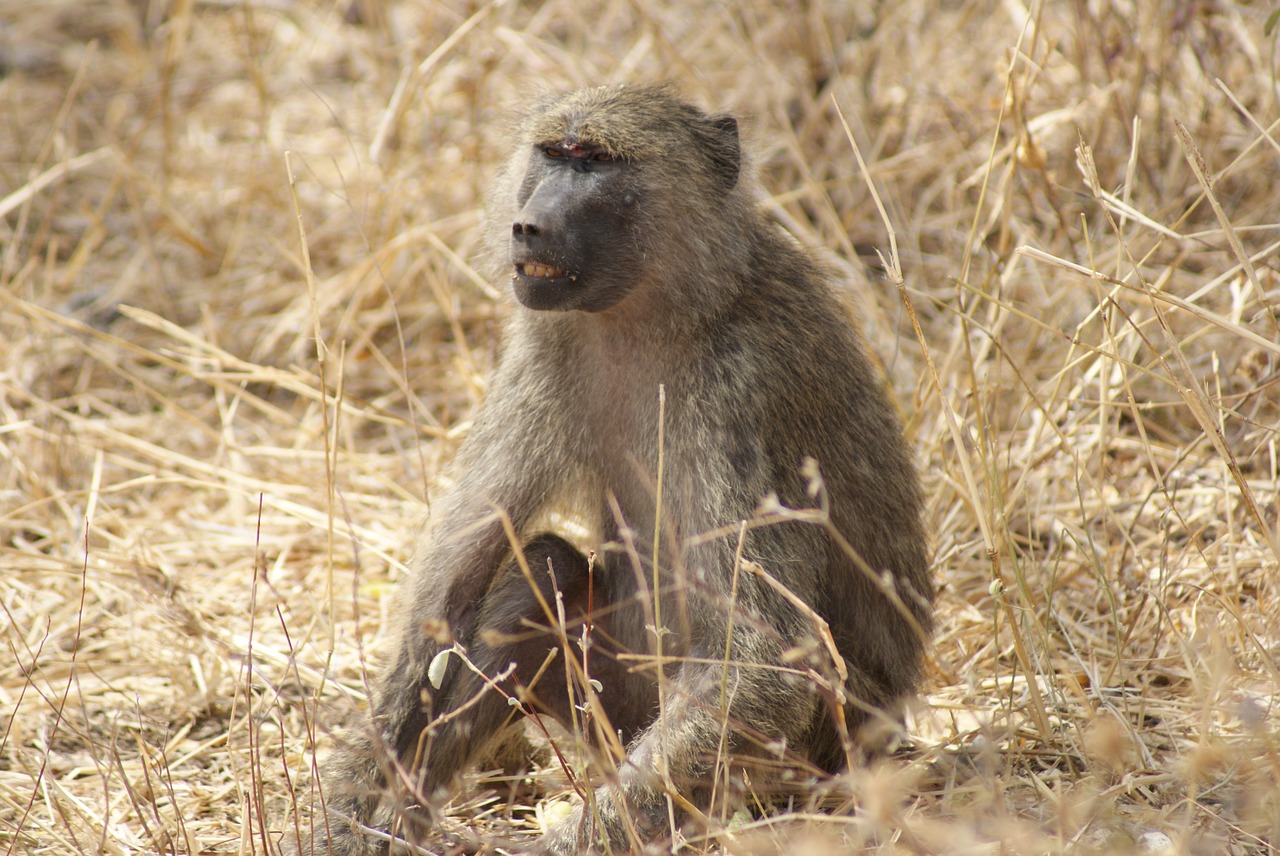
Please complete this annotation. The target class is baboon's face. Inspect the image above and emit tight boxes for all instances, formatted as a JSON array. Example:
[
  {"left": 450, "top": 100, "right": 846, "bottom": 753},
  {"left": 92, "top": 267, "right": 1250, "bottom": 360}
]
[
  {"left": 507, "top": 87, "right": 741, "bottom": 313},
  {"left": 508, "top": 140, "right": 646, "bottom": 313}
]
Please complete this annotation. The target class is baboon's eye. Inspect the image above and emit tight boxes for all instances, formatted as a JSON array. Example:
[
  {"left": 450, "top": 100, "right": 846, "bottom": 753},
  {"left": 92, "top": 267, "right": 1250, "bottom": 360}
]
[
  {"left": 590, "top": 151, "right": 613, "bottom": 162},
  {"left": 543, "top": 146, "right": 564, "bottom": 158}
]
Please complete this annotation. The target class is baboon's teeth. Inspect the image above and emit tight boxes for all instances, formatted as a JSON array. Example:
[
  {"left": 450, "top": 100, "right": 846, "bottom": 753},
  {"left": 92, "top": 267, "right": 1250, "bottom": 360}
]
[{"left": 518, "top": 262, "right": 567, "bottom": 278}]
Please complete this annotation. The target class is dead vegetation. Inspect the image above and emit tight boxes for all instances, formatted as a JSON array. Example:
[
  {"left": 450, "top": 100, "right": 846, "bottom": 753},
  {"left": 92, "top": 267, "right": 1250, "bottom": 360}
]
[{"left": 1, "top": 1, "right": 1278, "bottom": 853}]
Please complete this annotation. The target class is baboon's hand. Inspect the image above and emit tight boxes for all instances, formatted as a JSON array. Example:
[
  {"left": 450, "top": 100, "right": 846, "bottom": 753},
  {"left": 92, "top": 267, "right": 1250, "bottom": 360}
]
[
  {"left": 285, "top": 818, "right": 376, "bottom": 856},
  {"left": 534, "top": 783, "right": 668, "bottom": 856},
  {"left": 285, "top": 795, "right": 390, "bottom": 856},
  {"left": 289, "top": 730, "right": 409, "bottom": 856}
]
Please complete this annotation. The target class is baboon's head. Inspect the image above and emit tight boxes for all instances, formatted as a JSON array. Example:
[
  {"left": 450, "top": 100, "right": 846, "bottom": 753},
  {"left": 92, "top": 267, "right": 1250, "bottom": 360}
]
[{"left": 506, "top": 85, "right": 743, "bottom": 313}]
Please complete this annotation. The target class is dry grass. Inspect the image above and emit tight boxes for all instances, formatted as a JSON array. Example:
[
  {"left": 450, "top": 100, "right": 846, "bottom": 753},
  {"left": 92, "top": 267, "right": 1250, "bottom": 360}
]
[{"left": 2, "top": 0, "right": 1278, "bottom": 853}]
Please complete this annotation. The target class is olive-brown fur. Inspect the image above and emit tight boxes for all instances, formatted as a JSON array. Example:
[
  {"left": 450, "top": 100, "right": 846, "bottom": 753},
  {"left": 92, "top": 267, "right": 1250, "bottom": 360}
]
[{"left": 295, "top": 84, "right": 932, "bottom": 856}]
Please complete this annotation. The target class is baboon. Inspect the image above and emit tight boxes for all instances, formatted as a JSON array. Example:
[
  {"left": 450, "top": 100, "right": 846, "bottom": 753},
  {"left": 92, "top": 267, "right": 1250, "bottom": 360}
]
[{"left": 299, "top": 84, "right": 931, "bottom": 855}]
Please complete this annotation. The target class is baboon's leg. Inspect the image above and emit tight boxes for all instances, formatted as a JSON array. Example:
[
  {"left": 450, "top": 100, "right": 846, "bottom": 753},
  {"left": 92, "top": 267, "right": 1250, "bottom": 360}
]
[
  {"left": 404, "top": 533, "right": 595, "bottom": 791},
  {"left": 300, "top": 535, "right": 648, "bottom": 855},
  {"left": 472, "top": 540, "right": 652, "bottom": 746}
]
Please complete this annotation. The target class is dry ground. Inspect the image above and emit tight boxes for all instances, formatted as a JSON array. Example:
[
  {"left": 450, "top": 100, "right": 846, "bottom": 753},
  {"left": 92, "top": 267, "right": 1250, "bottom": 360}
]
[{"left": 2, "top": 1, "right": 1278, "bottom": 854}]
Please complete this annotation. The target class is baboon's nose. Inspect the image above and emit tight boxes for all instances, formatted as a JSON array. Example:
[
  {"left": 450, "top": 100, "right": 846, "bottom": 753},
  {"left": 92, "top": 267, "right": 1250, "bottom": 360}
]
[{"left": 512, "top": 221, "right": 540, "bottom": 237}]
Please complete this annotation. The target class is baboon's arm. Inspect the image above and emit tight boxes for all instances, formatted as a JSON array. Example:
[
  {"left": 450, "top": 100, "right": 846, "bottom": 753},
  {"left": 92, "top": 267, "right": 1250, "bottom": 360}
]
[{"left": 376, "top": 360, "right": 575, "bottom": 764}]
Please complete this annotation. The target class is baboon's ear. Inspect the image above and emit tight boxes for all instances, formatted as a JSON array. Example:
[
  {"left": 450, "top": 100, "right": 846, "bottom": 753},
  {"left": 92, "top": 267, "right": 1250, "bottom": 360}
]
[{"left": 706, "top": 114, "right": 740, "bottom": 192}]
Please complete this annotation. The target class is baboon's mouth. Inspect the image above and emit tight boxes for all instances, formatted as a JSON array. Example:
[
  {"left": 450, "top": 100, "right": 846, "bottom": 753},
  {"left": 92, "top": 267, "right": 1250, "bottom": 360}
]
[{"left": 517, "top": 262, "right": 568, "bottom": 279}]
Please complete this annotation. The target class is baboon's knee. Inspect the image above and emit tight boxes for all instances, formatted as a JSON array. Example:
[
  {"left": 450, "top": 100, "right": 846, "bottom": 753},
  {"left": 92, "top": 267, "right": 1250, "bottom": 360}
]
[
  {"left": 521, "top": 533, "right": 591, "bottom": 592},
  {"left": 480, "top": 534, "right": 591, "bottom": 629}
]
